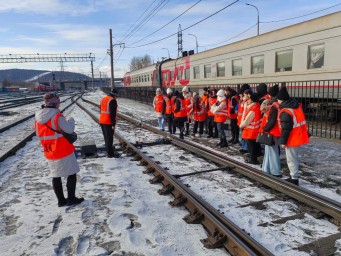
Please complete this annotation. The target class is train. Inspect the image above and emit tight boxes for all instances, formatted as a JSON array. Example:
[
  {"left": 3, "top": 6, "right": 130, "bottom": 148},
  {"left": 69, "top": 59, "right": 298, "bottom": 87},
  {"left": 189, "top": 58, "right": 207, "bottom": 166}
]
[{"left": 123, "top": 11, "right": 341, "bottom": 101}]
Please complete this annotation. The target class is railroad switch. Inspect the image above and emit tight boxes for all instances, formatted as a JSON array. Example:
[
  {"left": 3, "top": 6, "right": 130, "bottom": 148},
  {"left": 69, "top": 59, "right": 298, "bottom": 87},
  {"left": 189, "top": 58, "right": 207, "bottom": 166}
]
[
  {"left": 201, "top": 228, "right": 227, "bottom": 249},
  {"left": 158, "top": 184, "right": 174, "bottom": 195},
  {"left": 149, "top": 175, "right": 163, "bottom": 184},
  {"left": 169, "top": 195, "right": 187, "bottom": 207},
  {"left": 183, "top": 209, "right": 204, "bottom": 224}
]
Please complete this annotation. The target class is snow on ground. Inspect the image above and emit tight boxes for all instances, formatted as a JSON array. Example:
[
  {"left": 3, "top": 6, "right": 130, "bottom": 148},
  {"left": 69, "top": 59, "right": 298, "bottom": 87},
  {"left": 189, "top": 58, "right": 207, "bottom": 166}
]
[{"left": 0, "top": 90, "right": 340, "bottom": 255}]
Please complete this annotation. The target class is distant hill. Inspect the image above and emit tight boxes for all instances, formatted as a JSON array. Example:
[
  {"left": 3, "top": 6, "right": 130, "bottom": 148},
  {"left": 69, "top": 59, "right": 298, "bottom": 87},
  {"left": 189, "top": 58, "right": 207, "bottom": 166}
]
[{"left": 0, "top": 69, "right": 91, "bottom": 83}]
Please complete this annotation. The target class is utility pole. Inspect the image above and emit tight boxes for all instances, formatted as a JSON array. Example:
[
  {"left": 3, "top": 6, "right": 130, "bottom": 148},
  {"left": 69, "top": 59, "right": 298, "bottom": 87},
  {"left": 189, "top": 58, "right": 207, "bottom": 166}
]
[
  {"left": 109, "top": 29, "right": 114, "bottom": 89},
  {"left": 90, "top": 53, "right": 94, "bottom": 91}
]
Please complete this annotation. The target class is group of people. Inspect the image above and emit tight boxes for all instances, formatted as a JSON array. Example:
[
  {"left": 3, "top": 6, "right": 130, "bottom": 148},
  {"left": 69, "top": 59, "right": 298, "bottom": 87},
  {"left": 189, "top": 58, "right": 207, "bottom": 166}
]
[{"left": 153, "top": 83, "right": 310, "bottom": 185}]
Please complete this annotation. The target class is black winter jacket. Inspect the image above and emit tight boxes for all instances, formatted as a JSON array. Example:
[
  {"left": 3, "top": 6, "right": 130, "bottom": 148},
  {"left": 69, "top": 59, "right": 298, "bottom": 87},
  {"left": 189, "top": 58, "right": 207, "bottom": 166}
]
[
  {"left": 228, "top": 89, "right": 238, "bottom": 115},
  {"left": 278, "top": 98, "right": 300, "bottom": 145}
]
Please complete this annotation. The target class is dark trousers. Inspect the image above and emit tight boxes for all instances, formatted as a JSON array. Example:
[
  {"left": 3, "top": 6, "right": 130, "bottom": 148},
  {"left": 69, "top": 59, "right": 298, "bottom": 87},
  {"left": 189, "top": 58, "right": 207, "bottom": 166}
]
[
  {"left": 207, "top": 116, "right": 218, "bottom": 137},
  {"left": 193, "top": 120, "right": 205, "bottom": 134},
  {"left": 230, "top": 119, "right": 240, "bottom": 142},
  {"left": 100, "top": 124, "right": 114, "bottom": 156},
  {"left": 173, "top": 117, "right": 186, "bottom": 137},
  {"left": 246, "top": 139, "right": 262, "bottom": 162},
  {"left": 52, "top": 174, "right": 77, "bottom": 202},
  {"left": 165, "top": 115, "right": 175, "bottom": 133}
]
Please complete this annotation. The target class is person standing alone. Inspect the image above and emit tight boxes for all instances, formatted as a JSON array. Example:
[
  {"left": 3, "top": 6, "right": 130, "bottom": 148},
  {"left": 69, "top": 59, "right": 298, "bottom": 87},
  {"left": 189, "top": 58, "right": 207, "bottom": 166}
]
[
  {"left": 100, "top": 88, "right": 119, "bottom": 158},
  {"left": 34, "top": 93, "right": 84, "bottom": 207}
]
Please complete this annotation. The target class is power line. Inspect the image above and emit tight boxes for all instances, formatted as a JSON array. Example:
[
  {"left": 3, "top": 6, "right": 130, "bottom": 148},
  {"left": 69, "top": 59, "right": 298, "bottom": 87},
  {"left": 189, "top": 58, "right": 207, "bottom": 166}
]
[
  {"left": 129, "top": 0, "right": 202, "bottom": 46},
  {"left": 119, "top": 0, "right": 169, "bottom": 44},
  {"left": 125, "top": 0, "right": 240, "bottom": 48},
  {"left": 260, "top": 3, "right": 341, "bottom": 23}
]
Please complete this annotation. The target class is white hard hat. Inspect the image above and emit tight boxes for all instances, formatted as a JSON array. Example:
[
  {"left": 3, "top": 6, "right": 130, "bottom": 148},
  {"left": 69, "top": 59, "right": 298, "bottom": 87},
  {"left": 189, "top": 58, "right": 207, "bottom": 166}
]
[
  {"left": 156, "top": 88, "right": 161, "bottom": 92},
  {"left": 217, "top": 89, "right": 225, "bottom": 97},
  {"left": 182, "top": 86, "right": 189, "bottom": 92},
  {"left": 166, "top": 88, "right": 172, "bottom": 94}
]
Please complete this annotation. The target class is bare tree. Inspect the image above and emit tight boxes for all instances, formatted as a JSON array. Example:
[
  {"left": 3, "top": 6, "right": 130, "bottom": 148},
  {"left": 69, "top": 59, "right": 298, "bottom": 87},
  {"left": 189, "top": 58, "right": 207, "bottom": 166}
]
[{"left": 129, "top": 54, "right": 152, "bottom": 71}]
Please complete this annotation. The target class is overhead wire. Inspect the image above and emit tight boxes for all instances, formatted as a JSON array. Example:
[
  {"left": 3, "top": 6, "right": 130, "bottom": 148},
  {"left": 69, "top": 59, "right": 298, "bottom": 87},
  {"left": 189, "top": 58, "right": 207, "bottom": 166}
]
[
  {"left": 129, "top": 0, "right": 202, "bottom": 46},
  {"left": 260, "top": 3, "right": 341, "bottom": 23},
  {"left": 125, "top": 0, "right": 240, "bottom": 48},
  {"left": 119, "top": 0, "right": 170, "bottom": 44}
]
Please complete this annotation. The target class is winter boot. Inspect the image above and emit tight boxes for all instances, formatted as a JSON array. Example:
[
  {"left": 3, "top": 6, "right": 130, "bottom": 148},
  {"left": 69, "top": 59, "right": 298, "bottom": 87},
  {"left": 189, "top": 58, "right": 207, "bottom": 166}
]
[
  {"left": 216, "top": 139, "right": 223, "bottom": 147},
  {"left": 185, "top": 123, "right": 190, "bottom": 136},
  {"left": 66, "top": 174, "right": 84, "bottom": 206},
  {"left": 220, "top": 138, "right": 228, "bottom": 148},
  {"left": 52, "top": 178, "right": 67, "bottom": 207},
  {"left": 179, "top": 127, "right": 185, "bottom": 139}
]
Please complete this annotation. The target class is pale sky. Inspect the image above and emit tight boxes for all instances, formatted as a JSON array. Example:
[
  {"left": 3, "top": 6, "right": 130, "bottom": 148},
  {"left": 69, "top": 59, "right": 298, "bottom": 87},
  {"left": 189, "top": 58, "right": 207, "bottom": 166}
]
[{"left": 0, "top": 0, "right": 340, "bottom": 78}]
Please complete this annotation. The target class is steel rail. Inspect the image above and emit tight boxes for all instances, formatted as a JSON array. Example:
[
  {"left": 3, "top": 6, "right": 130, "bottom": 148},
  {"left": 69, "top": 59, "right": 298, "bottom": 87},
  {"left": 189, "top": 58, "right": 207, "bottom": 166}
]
[
  {"left": 0, "top": 94, "right": 81, "bottom": 163},
  {"left": 81, "top": 97, "right": 341, "bottom": 221},
  {"left": 77, "top": 98, "right": 273, "bottom": 255}
]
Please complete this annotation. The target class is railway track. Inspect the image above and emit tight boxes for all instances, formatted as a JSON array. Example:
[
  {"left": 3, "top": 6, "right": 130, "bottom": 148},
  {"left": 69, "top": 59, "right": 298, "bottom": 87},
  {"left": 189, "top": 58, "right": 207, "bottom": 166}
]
[
  {"left": 80, "top": 96, "right": 341, "bottom": 255},
  {"left": 0, "top": 94, "right": 81, "bottom": 162}
]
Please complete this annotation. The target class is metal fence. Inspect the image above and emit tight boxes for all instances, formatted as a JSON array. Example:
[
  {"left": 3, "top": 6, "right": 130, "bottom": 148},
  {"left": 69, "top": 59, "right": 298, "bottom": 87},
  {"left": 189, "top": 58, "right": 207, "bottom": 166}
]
[{"left": 121, "top": 80, "right": 341, "bottom": 140}]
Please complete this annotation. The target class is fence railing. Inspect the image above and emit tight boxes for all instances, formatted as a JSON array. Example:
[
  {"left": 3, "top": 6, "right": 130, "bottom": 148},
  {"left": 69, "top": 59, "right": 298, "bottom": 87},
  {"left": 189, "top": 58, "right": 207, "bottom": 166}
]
[{"left": 121, "top": 80, "right": 341, "bottom": 140}]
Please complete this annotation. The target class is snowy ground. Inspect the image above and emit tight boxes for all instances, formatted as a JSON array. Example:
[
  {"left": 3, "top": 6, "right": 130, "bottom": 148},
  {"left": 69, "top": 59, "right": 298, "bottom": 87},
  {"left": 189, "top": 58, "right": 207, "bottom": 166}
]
[{"left": 0, "top": 90, "right": 340, "bottom": 255}]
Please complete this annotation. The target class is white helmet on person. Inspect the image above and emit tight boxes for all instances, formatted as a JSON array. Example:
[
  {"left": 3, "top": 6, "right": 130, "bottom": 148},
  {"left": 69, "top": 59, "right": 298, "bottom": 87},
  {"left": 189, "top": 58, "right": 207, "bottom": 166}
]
[
  {"left": 166, "top": 88, "right": 172, "bottom": 94},
  {"left": 182, "top": 86, "right": 189, "bottom": 93},
  {"left": 217, "top": 89, "right": 225, "bottom": 97}
]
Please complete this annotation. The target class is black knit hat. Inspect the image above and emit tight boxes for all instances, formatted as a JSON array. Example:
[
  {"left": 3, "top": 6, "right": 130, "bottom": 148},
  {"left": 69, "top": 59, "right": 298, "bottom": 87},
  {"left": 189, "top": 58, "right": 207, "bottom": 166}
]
[
  {"left": 268, "top": 84, "right": 279, "bottom": 97},
  {"left": 203, "top": 87, "right": 209, "bottom": 92},
  {"left": 250, "top": 93, "right": 259, "bottom": 103},
  {"left": 238, "top": 83, "right": 250, "bottom": 94},
  {"left": 256, "top": 83, "right": 267, "bottom": 97},
  {"left": 277, "top": 87, "right": 290, "bottom": 101}
]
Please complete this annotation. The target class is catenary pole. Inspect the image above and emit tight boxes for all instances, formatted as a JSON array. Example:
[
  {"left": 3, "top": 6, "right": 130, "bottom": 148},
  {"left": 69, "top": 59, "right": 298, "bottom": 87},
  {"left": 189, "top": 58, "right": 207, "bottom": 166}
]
[{"left": 109, "top": 29, "right": 114, "bottom": 89}]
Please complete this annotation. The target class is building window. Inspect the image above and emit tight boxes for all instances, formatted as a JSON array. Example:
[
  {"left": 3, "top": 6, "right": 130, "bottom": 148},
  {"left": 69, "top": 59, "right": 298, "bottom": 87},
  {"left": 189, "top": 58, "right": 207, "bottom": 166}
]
[
  {"left": 204, "top": 64, "right": 211, "bottom": 78},
  {"left": 217, "top": 62, "right": 225, "bottom": 77},
  {"left": 251, "top": 55, "right": 264, "bottom": 74},
  {"left": 193, "top": 66, "right": 200, "bottom": 79},
  {"left": 170, "top": 71, "right": 174, "bottom": 81},
  {"left": 232, "top": 59, "right": 242, "bottom": 76},
  {"left": 308, "top": 44, "right": 324, "bottom": 69}
]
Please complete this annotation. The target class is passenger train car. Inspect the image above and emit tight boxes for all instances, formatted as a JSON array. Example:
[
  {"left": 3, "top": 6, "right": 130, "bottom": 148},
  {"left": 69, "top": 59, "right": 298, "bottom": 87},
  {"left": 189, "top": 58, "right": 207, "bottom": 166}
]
[{"left": 124, "top": 12, "right": 341, "bottom": 101}]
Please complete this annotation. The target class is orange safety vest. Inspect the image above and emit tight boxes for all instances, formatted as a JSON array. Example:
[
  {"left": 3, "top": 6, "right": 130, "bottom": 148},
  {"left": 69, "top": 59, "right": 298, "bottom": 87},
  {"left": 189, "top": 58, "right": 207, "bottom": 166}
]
[
  {"left": 237, "top": 101, "right": 245, "bottom": 126},
  {"left": 279, "top": 107, "right": 309, "bottom": 147},
  {"left": 99, "top": 95, "right": 117, "bottom": 125},
  {"left": 184, "top": 97, "right": 192, "bottom": 114},
  {"left": 227, "top": 95, "right": 239, "bottom": 119},
  {"left": 207, "top": 97, "right": 217, "bottom": 116},
  {"left": 214, "top": 99, "right": 228, "bottom": 123},
  {"left": 193, "top": 100, "right": 207, "bottom": 121},
  {"left": 174, "top": 98, "right": 187, "bottom": 118},
  {"left": 35, "top": 113, "right": 75, "bottom": 160},
  {"left": 164, "top": 96, "right": 176, "bottom": 115},
  {"left": 201, "top": 94, "right": 209, "bottom": 111},
  {"left": 242, "top": 103, "right": 261, "bottom": 140},
  {"left": 154, "top": 95, "right": 164, "bottom": 112},
  {"left": 260, "top": 102, "right": 281, "bottom": 137},
  {"left": 260, "top": 94, "right": 271, "bottom": 102}
]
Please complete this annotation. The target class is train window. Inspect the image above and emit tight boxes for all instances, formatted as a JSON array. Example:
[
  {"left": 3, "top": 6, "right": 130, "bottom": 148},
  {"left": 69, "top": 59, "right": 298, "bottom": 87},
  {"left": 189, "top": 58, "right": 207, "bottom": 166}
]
[
  {"left": 193, "top": 66, "right": 200, "bottom": 79},
  {"left": 185, "top": 68, "right": 190, "bottom": 80},
  {"left": 204, "top": 64, "right": 211, "bottom": 78},
  {"left": 276, "top": 50, "right": 293, "bottom": 72},
  {"left": 171, "top": 71, "right": 174, "bottom": 80},
  {"left": 217, "top": 62, "right": 225, "bottom": 77},
  {"left": 232, "top": 59, "right": 242, "bottom": 76},
  {"left": 308, "top": 44, "right": 324, "bottom": 69},
  {"left": 251, "top": 55, "right": 264, "bottom": 74},
  {"left": 177, "top": 70, "right": 181, "bottom": 80}
]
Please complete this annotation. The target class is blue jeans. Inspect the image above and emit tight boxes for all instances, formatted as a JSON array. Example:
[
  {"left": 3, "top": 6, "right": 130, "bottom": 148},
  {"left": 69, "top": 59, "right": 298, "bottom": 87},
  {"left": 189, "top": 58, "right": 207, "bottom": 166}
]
[
  {"left": 285, "top": 146, "right": 299, "bottom": 179},
  {"left": 157, "top": 117, "right": 164, "bottom": 130},
  {"left": 216, "top": 122, "right": 226, "bottom": 140},
  {"left": 262, "top": 137, "right": 281, "bottom": 176}
]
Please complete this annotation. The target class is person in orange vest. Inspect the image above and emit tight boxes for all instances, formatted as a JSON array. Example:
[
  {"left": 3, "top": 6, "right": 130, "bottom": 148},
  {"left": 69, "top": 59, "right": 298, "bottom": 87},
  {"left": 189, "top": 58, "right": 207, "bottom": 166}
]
[
  {"left": 173, "top": 90, "right": 188, "bottom": 139},
  {"left": 34, "top": 93, "right": 84, "bottom": 207},
  {"left": 237, "top": 84, "right": 252, "bottom": 154},
  {"left": 201, "top": 87, "right": 210, "bottom": 134},
  {"left": 182, "top": 86, "right": 192, "bottom": 136},
  {"left": 162, "top": 88, "right": 176, "bottom": 134},
  {"left": 239, "top": 91, "right": 262, "bottom": 164},
  {"left": 207, "top": 89, "right": 218, "bottom": 138},
  {"left": 225, "top": 87, "right": 239, "bottom": 144},
  {"left": 259, "top": 84, "right": 282, "bottom": 177},
  {"left": 277, "top": 87, "right": 309, "bottom": 185},
  {"left": 99, "top": 88, "right": 119, "bottom": 158},
  {"left": 190, "top": 92, "right": 207, "bottom": 137},
  {"left": 257, "top": 83, "right": 271, "bottom": 105},
  {"left": 153, "top": 88, "right": 165, "bottom": 131},
  {"left": 211, "top": 89, "right": 228, "bottom": 147}
]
